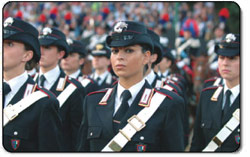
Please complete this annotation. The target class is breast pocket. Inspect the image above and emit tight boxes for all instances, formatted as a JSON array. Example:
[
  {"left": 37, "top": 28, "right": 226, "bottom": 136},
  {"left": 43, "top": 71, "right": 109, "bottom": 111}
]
[
  {"left": 4, "top": 126, "right": 30, "bottom": 140},
  {"left": 200, "top": 120, "right": 212, "bottom": 129},
  {"left": 132, "top": 129, "right": 156, "bottom": 144},
  {"left": 87, "top": 126, "right": 102, "bottom": 140}
]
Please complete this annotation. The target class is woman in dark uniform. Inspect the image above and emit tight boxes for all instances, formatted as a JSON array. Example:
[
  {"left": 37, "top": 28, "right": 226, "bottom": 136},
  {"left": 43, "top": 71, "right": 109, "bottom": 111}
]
[{"left": 77, "top": 21, "right": 185, "bottom": 152}]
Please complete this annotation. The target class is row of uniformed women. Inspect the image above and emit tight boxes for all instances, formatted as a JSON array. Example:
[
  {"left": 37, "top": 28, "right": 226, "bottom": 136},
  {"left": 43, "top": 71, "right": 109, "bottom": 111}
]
[{"left": 3, "top": 17, "right": 240, "bottom": 152}]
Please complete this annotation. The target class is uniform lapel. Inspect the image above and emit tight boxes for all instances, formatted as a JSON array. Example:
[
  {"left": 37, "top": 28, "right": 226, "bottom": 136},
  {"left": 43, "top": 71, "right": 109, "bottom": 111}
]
[
  {"left": 210, "top": 91, "right": 223, "bottom": 128},
  {"left": 222, "top": 94, "right": 240, "bottom": 125},
  {"left": 96, "top": 86, "right": 117, "bottom": 136},
  {"left": 8, "top": 77, "right": 34, "bottom": 105},
  {"left": 49, "top": 70, "right": 66, "bottom": 96}
]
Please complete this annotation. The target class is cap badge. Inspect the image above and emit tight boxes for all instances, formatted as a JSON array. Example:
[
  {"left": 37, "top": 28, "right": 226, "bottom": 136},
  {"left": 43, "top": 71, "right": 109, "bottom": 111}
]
[
  {"left": 42, "top": 27, "right": 52, "bottom": 35},
  {"left": 225, "top": 33, "right": 236, "bottom": 43},
  {"left": 67, "top": 38, "right": 73, "bottom": 45},
  {"left": 114, "top": 21, "right": 128, "bottom": 33},
  {"left": 4, "top": 17, "right": 14, "bottom": 27},
  {"left": 96, "top": 44, "right": 104, "bottom": 50}
]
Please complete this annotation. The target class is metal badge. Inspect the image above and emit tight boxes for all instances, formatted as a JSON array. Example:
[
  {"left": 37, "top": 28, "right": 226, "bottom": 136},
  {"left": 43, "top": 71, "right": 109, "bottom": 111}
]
[
  {"left": 4, "top": 17, "right": 14, "bottom": 27},
  {"left": 42, "top": 27, "right": 52, "bottom": 35},
  {"left": 66, "top": 38, "right": 73, "bottom": 45},
  {"left": 225, "top": 33, "right": 236, "bottom": 43},
  {"left": 114, "top": 21, "right": 128, "bottom": 33}
]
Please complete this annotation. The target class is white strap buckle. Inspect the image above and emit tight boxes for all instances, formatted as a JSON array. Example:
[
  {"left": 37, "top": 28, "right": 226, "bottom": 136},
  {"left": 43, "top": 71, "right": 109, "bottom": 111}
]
[
  {"left": 127, "top": 115, "right": 146, "bottom": 131},
  {"left": 4, "top": 104, "right": 19, "bottom": 121}
]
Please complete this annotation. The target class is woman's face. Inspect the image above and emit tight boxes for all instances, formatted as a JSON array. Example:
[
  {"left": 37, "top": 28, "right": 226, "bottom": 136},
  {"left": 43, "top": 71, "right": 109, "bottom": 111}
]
[{"left": 110, "top": 44, "right": 150, "bottom": 80}]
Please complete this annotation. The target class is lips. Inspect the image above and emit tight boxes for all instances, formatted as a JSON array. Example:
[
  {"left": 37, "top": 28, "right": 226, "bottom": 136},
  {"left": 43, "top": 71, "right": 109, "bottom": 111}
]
[
  {"left": 115, "top": 64, "right": 126, "bottom": 70},
  {"left": 221, "top": 69, "right": 230, "bottom": 74}
]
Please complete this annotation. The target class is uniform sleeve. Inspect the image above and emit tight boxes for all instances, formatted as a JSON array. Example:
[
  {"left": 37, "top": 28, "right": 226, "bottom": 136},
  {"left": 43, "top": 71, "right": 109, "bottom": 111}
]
[
  {"left": 38, "top": 98, "right": 63, "bottom": 151},
  {"left": 76, "top": 96, "right": 89, "bottom": 151},
  {"left": 190, "top": 92, "right": 206, "bottom": 151},
  {"left": 162, "top": 97, "right": 185, "bottom": 151},
  {"left": 69, "top": 86, "right": 85, "bottom": 150}
]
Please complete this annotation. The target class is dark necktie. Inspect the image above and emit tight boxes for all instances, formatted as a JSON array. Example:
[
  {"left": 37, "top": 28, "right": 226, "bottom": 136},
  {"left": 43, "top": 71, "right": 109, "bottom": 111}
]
[
  {"left": 39, "top": 75, "right": 46, "bottom": 87},
  {"left": 96, "top": 77, "right": 101, "bottom": 85},
  {"left": 223, "top": 90, "right": 232, "bottom": 118},
  {"left": 113, "top": 90, "right": 132, "bottom": 132},
  {"left": 3, "top": 82, "right": 11, "bottom": 107}
]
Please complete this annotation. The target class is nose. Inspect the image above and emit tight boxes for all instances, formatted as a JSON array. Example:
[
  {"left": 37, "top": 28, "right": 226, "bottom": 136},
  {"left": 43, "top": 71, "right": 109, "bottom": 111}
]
[{"left": 116, "top": 51, "right": 125, "bottom": 60}]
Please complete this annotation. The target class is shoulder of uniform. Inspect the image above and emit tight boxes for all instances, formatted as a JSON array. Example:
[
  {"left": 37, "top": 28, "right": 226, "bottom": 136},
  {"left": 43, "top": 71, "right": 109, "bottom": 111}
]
[
  {"left": 112, "top": 76, "right": 118, "bottom": 81},
  {"left": 87, "top": 88, "right": 111, "bottom": 96},
  {"left": 154, "top": 87, "right": 173, "bottom": 100},
  {"left": 35, "top": 85, "right": 57, "bottom": 99},
  {"left": 204, "top": 76, "right": 219, "bottom": 83},
  {"left": 202, "top": 85, "right": 221, "bottom": 92},
  {"left": 82, "top": 75, "right": 94, "bottom": 82},
  {"left": 67, "top": 76, "right": 83, "bottom": 87},
  {"left": 112, "top": 80, "right": 118, "bottom": 86},
  {"left": 162, "top": 83, "right": 179, "bottom": 95}
]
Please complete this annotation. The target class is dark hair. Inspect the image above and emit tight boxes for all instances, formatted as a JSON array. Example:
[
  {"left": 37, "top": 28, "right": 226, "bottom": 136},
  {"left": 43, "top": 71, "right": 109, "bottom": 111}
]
[
  {"left": 140, "top": 44, "right": 151, "bottom": 75},
  {"left": 57, "top": 46, "right": 65, "bottom": 52},
  {"left": 24, "top": 43, "right": 38, "bottom": 70}
]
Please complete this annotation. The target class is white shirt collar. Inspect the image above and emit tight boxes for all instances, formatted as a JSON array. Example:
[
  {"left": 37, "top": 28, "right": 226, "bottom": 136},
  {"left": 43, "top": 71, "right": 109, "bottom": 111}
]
[
  {"left": 26, "top": 68, "right": 37, "bottom": 76},
  {"left": 39, "top": 65, "right": 60, "bottom": 84},
  {"left": 69, "top": 69, "right": 81, "bottom": 79},
  {"left": 94, "top": 70, "right": 109, "bottom": 82},
  {"left": 39, "top": 65, "right": 61, "bottom": 89},
  {"left": 223, "top": 83, "right": 240, "bottom": 107},
  {"left": 162, "top": 69, "right": 170, "bottom": 77},
  {"left": 224, "top": 84, "right": 240, "bottom": 99},
  {"left": 145, "top": 70, "right": 156, "bottom": 85},
  {"left": 117, "top": 79, "right": 146, "bottom": 106},
  {"left": 5, "top": 71, "right": 28, "bottom": 95},
  {"left": 4, "top": 72, "right": 28, "bottom": 107}
]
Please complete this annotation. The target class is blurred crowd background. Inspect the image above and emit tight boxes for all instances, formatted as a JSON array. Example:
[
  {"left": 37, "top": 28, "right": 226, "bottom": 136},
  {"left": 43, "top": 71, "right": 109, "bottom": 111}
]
[
  {"left": 3, "top": 1, "right": 240, "bottom": 51},
  {"left": 2, "top": 1, "right": 241, "bottom": 150}
]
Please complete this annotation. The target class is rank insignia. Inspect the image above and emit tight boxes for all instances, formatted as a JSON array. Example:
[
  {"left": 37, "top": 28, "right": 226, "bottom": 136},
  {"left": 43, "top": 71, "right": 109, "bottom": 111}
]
[
  {"left": 139, "top": 88, "right": 153, "bottom": 107},
  {"left": 211, "top": 86, "right": 223, "bottom": 101},
  {"left": 99, "top": 88, "right": 113, "bottom": 105},
  {"left": 235, "top": 135, "right": 240, "bottom": 144},
  {"left": 11, "top": 139, "right": 20, "bottom": 150},
  {"left": 137, "top": 144, "right": 146, "bottom": 152}
]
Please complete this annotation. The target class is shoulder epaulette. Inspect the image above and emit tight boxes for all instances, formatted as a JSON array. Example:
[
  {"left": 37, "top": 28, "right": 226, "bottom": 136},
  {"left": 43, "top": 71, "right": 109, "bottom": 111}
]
[
  {"left": 66, "top": 76, "right": 78, "bottom": 87},
  {"left": 36, "top": 85, "right": 51, "bottom": 98},
  {"left": 204, "top": 77, "right": 217, "bottom": 83},
  {"left": 154, "top": 88, "right": 173, "bottom": 100},
  {"left": 87, "top": 88, "right": 109, "bottom": 96},
  {"left": 202, "top": 85, "right": 220, "bottom": 92},
  {"left": 163, "top": 83, "right": 178, "bottom": 94},
  {"left": 112, "top": 80, "right": 118, "bottom": 86}
]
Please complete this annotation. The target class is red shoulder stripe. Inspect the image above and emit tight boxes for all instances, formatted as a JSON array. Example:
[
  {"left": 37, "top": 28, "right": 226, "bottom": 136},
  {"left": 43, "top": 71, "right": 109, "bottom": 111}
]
[
  {"left": 154, "top": 89, "right": 173, "bottom": 100},
  {"left": 112, "top": 80, "right": 118, "bottom": 86},
  {"left": 66, "top": 77, "right": 77, "bottom": 87},
  {"left": 204, "top": 78, "right": 216, "bottom": 83},
  {"left": 36, "top": 86, "right": 51, "bottom": 98},
  {"left": 202, "top": 86, "right": 220, "bottom": 92},
  {"left": 87, "top": 89, "right": 108, "bottom": 96}
]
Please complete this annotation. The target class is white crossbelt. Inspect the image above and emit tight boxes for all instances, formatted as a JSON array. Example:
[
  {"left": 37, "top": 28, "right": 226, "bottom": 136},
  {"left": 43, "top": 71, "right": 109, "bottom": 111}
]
[
  {"left": 57, "top": 83, "right": 77, "bottom": 108},
  {"left": 3, "top": 91, "right": 48, "bottom": 127},
  {"left": 102, "top": 89, "right": 166, "bottom": 152},
  {"left": 203, "top": 108, "right": 240, "bottom": 152}
]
